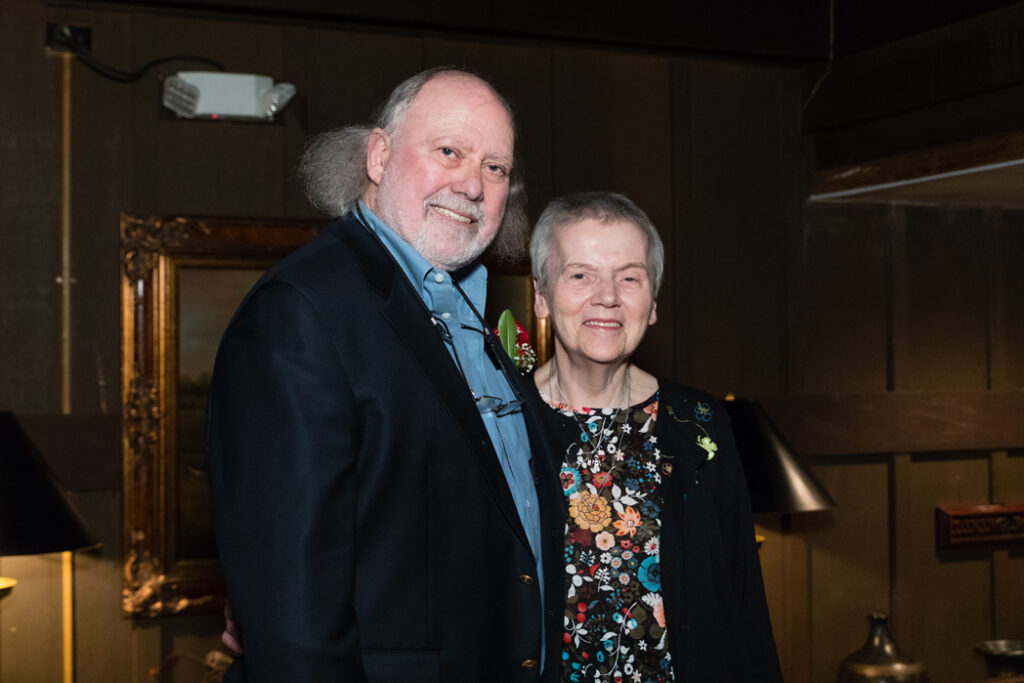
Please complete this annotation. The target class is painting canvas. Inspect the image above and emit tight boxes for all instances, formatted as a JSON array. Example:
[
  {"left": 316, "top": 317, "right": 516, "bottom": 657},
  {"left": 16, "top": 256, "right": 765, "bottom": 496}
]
[{"left": 175, "top": 267, "right": 263, "bottom": 561}]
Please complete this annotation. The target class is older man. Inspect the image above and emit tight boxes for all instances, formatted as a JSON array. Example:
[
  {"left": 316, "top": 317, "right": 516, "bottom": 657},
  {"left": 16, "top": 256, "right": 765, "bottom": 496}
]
[{"left": 206, "top": 68, "right": 562, "bottom": 682}]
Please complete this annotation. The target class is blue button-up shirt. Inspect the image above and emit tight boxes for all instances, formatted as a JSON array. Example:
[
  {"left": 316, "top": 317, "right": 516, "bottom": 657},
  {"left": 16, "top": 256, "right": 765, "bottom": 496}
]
[{"left": 356, "top": 202, "right": 545, "bottom": 653}]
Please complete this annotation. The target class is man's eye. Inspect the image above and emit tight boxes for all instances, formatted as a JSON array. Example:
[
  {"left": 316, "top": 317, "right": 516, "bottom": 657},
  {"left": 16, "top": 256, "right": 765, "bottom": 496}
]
[
  {"left": 440, "top": 147, "right": 455, "bottom": 156},
  {"left": 487, "top": 164, "right": 507, "bottom": 176}
]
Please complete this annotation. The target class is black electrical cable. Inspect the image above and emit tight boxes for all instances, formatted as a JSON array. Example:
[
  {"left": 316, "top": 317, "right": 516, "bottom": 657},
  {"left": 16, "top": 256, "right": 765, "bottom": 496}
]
[{"left": 64, "top": 33, "right": 225, "bottom": 83}]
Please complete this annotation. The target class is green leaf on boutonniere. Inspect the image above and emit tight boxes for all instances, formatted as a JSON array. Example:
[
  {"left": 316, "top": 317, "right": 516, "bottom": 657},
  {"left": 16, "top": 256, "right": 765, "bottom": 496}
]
[
  {"left": 698, "top": 436, "right": 718, "bottom": 460},
  {"left": 497, "top": 308, "right": 518, "bottom": 360}
]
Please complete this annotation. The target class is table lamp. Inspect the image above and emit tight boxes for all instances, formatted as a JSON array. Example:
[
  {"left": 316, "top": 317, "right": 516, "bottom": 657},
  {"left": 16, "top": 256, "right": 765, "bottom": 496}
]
[
  {"left": 723, "top": 398, "right": 836, "bottom": 514},
  {"left": 0, "top": 411, "right": 98, "bottom": 594}
]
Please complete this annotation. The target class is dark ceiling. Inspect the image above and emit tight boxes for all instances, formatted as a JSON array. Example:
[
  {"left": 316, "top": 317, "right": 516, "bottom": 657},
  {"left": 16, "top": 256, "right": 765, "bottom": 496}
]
[{"left": 88, "top": 0, "right": 1024, "bottom": 61}]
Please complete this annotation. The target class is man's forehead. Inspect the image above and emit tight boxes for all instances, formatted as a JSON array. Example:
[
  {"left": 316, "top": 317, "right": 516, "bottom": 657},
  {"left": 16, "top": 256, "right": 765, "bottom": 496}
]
[{"left": 403, "top": 75, "right": 513, "bottom": 144}]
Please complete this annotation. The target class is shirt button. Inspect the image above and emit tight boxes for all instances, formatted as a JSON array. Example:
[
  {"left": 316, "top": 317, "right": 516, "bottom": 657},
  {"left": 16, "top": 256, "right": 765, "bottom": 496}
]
[
  {"left": 434, "top": 273, "right": 445, "bottom": 283},
  {"left": 441, "top": 312, "right": 451, "bottom": 320},
  {"left": 525, "top": 499, "right": 531, "bottom": 509},
  {"left": 518, "top": 573, "right": 536, "bottom": 586},
  {"left": 520, "top": 659, "right": 539, "bottom": 671}
]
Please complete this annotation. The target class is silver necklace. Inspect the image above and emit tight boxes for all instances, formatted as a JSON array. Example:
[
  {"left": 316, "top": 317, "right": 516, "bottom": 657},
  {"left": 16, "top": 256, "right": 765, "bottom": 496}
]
[{"left": 549, "top": 359, "right": 631, "bottom": 472}]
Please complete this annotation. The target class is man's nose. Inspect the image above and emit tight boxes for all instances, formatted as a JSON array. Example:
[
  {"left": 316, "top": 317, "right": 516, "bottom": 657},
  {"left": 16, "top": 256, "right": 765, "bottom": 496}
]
[{"left": 451, "top": 163, "right": 483, "bottom": 201}]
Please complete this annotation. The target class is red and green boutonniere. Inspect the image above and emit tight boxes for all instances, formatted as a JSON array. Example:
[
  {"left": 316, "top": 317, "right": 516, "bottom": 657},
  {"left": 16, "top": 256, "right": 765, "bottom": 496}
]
[{"left": 495, "top": 309, "right": 537, "bottom": 373}]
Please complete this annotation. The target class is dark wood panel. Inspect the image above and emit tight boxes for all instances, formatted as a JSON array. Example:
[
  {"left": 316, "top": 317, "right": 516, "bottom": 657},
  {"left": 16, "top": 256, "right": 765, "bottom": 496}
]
[
  {"left": 892, "top": 454, "right": 991, "bottom": 683},
  {"left": 551, "top": 47, "right": 674, "bottom": 378},
  {"left": 810, "top": 83, "right": 1024, "bottom": 171},
  {"left": 0, "top": 0, "right": 65, "bottom": 413},
  {"left": 787, "top": 190, "right": 889, "bottom": 682},
  {"left": 791, "top": 203, "right": 890, "bottom": 393},
  {"left": 297, "top": 27, "right": 422, "bottom": 137},
  {"left": 0, "top": 554, "right": 64, "bottom": 682},
  {"left": 671, "top": 58, "right": 801, "bottom": 396},
  {"left": 795, "top": 461, "right": 890, "bottom": 683},
  {"left": 68, "top": 7, "right": 133, "bottom": 415},
  {"left": 803, "top": 4, "right": 1024, "bottom": 134},
  {"left": 279, "top": 25, "right": 317, "bottom": 219},
  {"left": 990, "top": 210, "right": 1024, "bottom": 388},
  {"left": 423, "top": 37, "right": 554, "bottom": 226},
  {"left": 760, "top": 390, "right": 1024, "bottom": 456},
  {"left": 73, "top": 491, "right": 136, "bottom": 683},
  {"left": 17, "top": 414, "right": 120, "bottom": 491},
  {"left": 892, "top": 206, "right": 990, "bottom": 391},
  {"left": 992, "top": 450, "right": 1024, "bottom": 640}
]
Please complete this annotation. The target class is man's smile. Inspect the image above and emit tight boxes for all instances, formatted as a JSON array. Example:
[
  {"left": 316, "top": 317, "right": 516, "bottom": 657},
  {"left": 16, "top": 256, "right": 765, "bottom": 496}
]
[{"left": 428, "top": 204, "right": 474, "bottom": 224}]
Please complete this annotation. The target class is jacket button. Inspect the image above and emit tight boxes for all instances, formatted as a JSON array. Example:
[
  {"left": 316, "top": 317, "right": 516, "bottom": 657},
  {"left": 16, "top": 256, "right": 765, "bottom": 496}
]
[
  {"left": 518, "top": 573, "right": 536, "bottom": 586},
  {"left": 520, "top": 659, "right": 539, "bottom": 671}
]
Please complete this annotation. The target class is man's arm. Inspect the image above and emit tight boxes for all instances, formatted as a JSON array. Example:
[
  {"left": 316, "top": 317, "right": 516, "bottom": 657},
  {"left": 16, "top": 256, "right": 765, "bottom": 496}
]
[{"left": 207, "top": 280, "right": 367, "bottom": 681}]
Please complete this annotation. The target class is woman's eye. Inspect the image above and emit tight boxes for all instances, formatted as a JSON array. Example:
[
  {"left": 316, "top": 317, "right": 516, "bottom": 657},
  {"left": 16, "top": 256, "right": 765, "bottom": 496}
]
[{"left": 440, "top": 147, "right": 455, "bottom": 157}]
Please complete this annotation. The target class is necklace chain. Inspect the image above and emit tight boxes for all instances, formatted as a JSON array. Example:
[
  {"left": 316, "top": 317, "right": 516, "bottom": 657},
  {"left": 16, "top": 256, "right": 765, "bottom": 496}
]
[{"left": 548, "top": 358, "right": 631, "bottom": 474}]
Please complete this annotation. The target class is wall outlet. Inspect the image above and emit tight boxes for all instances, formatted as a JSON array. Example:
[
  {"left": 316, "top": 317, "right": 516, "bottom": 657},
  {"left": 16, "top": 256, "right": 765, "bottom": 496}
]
[{"left": 45, "top": 23, "right": 91, "bottom": 53}]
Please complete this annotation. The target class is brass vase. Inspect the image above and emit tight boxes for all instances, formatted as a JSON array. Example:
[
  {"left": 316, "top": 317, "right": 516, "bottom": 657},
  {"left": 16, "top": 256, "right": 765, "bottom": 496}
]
[{"left": 838, "top": 612, "right": 929, "bottom": 683}]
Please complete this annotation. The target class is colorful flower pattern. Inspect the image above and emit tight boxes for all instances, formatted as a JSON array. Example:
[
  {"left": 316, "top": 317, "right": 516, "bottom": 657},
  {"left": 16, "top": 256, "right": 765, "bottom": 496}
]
[{"left": 549, "top": 393, "right": 675, "bottom": 682}]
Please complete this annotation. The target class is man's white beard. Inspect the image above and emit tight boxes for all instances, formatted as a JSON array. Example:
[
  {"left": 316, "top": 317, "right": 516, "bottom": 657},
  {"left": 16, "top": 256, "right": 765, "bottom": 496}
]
[{"left": 375, "top": 168, "right": 496, "bottom": 272}]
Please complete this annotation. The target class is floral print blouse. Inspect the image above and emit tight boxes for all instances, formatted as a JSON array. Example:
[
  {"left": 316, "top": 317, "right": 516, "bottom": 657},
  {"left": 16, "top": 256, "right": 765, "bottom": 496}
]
[{"left": 542, "top": 392, "right": 676, "bottom": 683}]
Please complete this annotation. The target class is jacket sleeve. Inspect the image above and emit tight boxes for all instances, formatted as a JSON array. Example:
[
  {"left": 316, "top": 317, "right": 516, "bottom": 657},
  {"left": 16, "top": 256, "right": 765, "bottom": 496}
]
[
  {"left": 206, "top": 280, "right": 367, "bottom": 682},
  {"left": 712, "top": 404, "right": 784, "bottom": 683}
]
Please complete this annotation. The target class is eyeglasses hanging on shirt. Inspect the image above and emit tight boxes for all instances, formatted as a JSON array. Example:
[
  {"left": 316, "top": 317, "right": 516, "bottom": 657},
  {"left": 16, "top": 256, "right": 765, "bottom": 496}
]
[
  {"left": 431, "top": 315, "right": 524, "bottom": 417},
  {"left": 353, "top": 204, "right": 525, "bottom": 418}
]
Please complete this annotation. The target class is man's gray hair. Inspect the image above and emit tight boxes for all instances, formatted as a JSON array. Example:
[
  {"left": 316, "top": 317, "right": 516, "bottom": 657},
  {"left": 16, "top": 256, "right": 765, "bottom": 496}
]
[
  {"left": 298, "top": 67, "right": 528, "bottom": 262},
  {"left": 530, "top": 191, "right": 665, "bottom": 297}
]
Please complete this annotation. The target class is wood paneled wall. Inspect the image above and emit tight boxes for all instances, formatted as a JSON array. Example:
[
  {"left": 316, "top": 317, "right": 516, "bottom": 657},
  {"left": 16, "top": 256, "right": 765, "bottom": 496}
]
[{"left": 787, "top": 201, "right": 1024, "bottom": 683}]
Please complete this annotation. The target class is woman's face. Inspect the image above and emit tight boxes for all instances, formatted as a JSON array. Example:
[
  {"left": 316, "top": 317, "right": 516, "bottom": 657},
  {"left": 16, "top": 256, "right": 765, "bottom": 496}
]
[{"left": 535, "top": 218, "right": 657, "bottom": 368}]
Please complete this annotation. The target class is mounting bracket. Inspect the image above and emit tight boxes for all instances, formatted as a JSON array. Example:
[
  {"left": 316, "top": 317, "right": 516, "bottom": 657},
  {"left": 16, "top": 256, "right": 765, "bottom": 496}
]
[{"left": 45, "top": 23, "right": 91, "bottom": 53}]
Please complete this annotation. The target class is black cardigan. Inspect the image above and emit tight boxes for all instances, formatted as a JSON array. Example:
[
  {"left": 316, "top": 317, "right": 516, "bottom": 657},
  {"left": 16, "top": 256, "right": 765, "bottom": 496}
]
[{"left": 529, "top": 376, "right": 783, "bottom": 682}]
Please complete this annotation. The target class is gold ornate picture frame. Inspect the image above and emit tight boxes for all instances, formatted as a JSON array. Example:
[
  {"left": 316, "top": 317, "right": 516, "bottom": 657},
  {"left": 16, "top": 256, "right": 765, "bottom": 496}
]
[{"left": 120, "top": 214, "right": 320, "bottom": 616}]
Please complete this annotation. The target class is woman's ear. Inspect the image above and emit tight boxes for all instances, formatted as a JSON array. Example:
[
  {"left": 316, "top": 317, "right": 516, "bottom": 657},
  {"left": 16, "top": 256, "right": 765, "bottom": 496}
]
[{"left": 533, "top": 279, "right": 550, "bottom": 319}]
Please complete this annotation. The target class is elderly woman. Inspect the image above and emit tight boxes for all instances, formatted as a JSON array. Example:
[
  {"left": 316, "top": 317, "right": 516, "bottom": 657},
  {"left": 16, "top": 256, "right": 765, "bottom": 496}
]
[{"left": 527, "top": 192, "right": 782, "bottom": 682}]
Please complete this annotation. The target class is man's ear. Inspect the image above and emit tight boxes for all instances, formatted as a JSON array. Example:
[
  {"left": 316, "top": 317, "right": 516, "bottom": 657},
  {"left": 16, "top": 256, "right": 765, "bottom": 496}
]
[
  {"left": 366, "top": 128, "right": 390, "bottom": 185},
  {"left": 534, "top": 278, "right": 550, "bottom": 319}
]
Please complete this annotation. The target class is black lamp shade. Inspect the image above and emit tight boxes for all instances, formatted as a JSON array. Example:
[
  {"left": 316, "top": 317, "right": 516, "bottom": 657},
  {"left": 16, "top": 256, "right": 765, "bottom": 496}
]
[
  {"left": 0, "top": 412, "right": 97, "bottom": 556},
  {"left": 723, "top": 399, "right": 836, "bottom": 514}
]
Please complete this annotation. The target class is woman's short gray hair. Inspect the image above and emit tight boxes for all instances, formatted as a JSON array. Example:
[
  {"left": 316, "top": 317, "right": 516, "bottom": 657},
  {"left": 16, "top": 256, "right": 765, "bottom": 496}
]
[
  {"left": 530, "top": 191, "right": 665, "bottom": 297},
  {"left": 298, "top": 67, "right": 529, "bottom": 262}
]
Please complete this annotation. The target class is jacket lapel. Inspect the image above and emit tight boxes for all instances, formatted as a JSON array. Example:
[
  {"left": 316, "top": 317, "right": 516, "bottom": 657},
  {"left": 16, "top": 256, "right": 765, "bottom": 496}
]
[{"left": 339, "top": 217, "right": 532, "bottom": 549}]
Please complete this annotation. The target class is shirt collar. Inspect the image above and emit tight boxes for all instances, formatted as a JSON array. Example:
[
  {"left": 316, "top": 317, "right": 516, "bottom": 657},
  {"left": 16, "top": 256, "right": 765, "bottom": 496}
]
[{"left": 356, "top": 201, "right": 489, "bottom": 310}]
